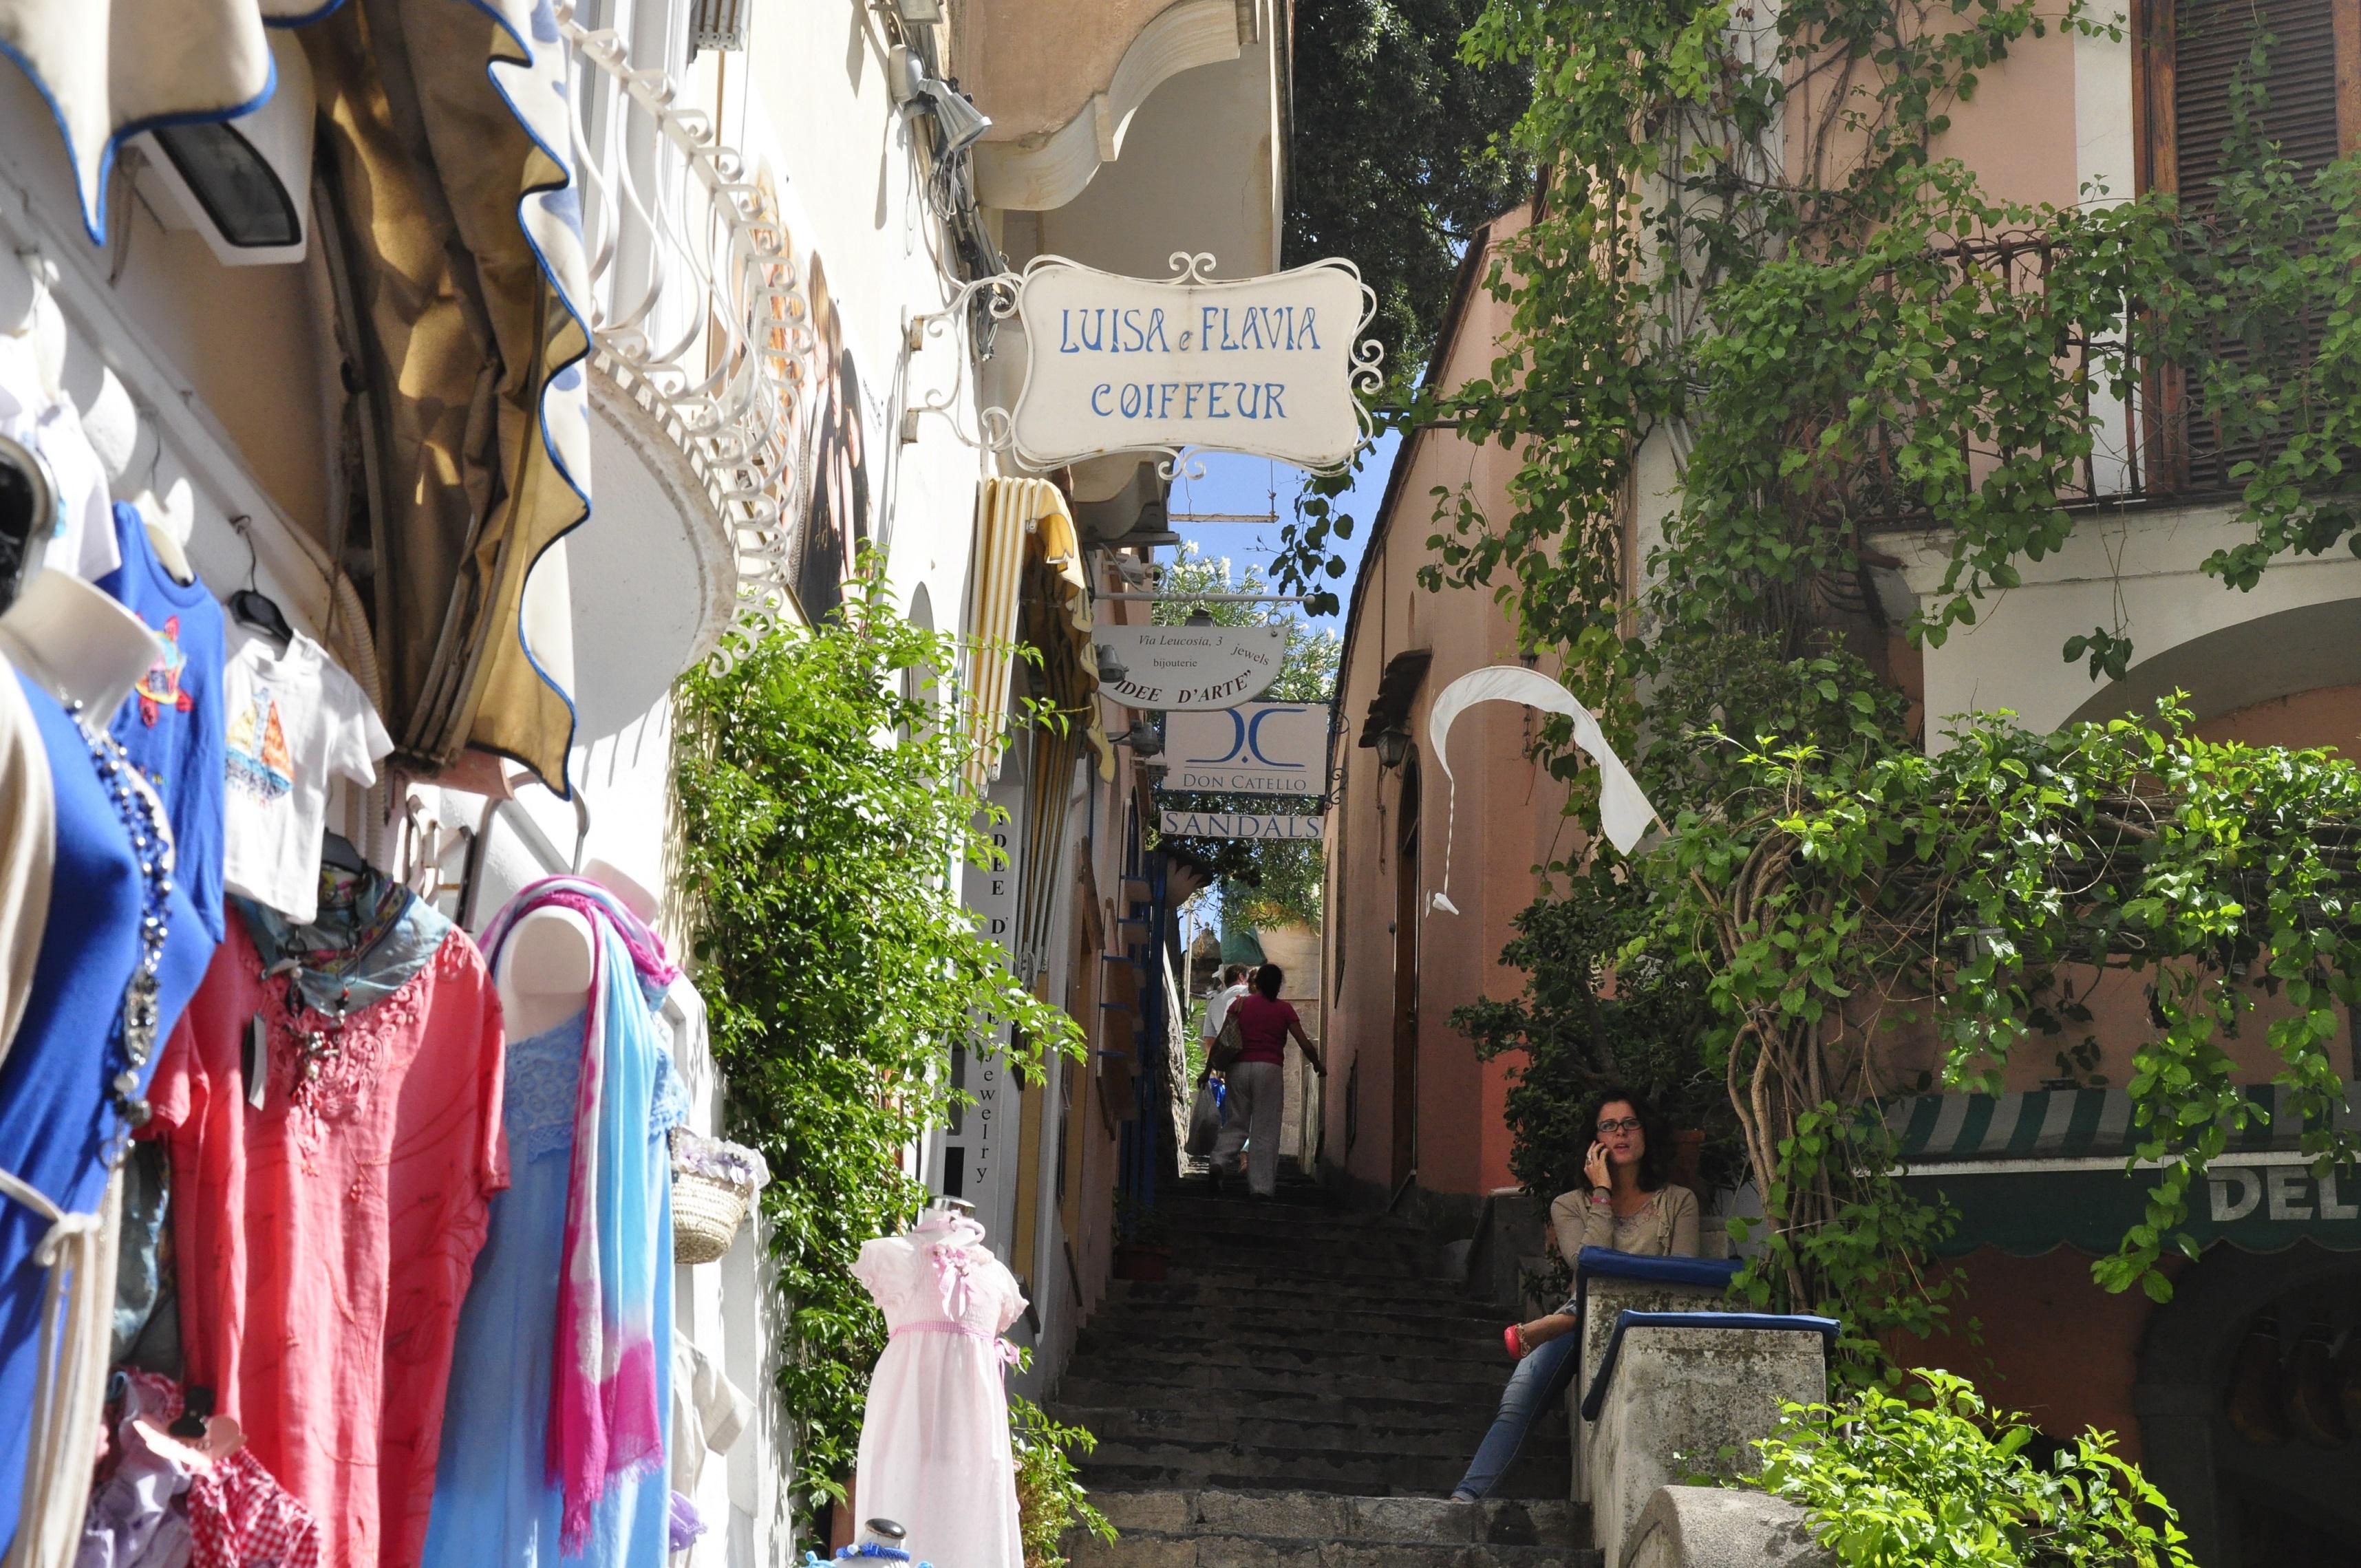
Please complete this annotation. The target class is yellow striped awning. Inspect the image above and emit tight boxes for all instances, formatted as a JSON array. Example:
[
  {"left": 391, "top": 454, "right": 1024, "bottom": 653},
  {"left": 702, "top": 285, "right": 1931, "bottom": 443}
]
[{"left": 965, "top": 477, "right": 1113, "bottom": 786}]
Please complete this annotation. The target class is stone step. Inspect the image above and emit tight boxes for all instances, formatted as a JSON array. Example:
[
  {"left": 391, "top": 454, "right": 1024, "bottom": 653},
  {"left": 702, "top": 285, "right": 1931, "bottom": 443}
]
[
  {"left": 1070, "top": 1433, "right": 1568, "bottom": 1494},
  {"left": 1074, "top": 1318, "right": 1514, "bottom": 1366},
  {"left": 1054, "top": 1377, "right": 1537, "bottom": 1428},
  {"left": 1119, "top": 1273, "right": 1488, "bottom": 1312},
  {"left": 1056, "top": 1350, "right": 1514, "bottom": 1406},
  {"left": 1077, "top": 1445, "right": 1568, "bottom": 1500},
  {"left": 1156, "top": 1236, "right": 1441, "bottom": 1274},
  {"left": 1051, "top": 1403, "right": 1566, "bottom": 1459},
  {"left": 1068, "top": 1490, "right": 1597, "bottom": 1565}
]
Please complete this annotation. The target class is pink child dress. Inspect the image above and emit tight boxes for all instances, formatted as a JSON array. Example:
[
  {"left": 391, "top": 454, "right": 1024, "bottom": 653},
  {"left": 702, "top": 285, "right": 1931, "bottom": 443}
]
[{"left": 851, "top": 1211, "right": 1027, "bottom": 1568}]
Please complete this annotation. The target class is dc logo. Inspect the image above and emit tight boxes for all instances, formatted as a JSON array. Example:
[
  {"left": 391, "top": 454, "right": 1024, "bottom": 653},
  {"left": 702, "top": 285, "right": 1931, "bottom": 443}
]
[{"left": 1184, "top": 707, "right": 1310, "bottom": 770}]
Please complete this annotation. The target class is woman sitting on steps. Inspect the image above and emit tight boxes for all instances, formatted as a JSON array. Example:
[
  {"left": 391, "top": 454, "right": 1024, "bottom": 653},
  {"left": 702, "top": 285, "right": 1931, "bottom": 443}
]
[{"left": 1447, "top": 1086, "right": 1698, "bottom": 1503}]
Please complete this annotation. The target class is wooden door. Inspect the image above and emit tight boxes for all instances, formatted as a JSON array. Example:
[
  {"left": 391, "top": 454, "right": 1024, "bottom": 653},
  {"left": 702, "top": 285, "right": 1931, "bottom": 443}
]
[{"left": 1391, "top": 757, "right": 1422, "bottom": 1190}]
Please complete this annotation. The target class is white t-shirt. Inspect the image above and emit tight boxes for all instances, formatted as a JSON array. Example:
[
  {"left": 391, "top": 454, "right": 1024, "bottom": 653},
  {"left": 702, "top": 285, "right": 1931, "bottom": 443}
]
[
  {"left": 0, "top": 340, "right": 119, "bottom": 583},
  {"left": 1202, "top": 981, "right": 1249, "bottom": 1043},
  {"left": 31, "top": 400, "right": 117, "bottom": 582},
  {"left": 220, "top": 625, "right": 394, "bottom": 923}
]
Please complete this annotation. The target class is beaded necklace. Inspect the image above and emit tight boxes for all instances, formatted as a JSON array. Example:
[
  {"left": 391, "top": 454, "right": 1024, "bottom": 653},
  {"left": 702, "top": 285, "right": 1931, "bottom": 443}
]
[{"left": 65, "top": 696, "right": 173, "bottom": 1151}]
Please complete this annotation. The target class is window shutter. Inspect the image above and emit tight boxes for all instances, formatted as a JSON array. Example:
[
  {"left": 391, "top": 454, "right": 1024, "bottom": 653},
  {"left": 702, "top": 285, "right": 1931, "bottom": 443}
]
[
  {"left": 2173, "top": 0, "right": 2343, "bottom": 219},
  {"left": 2168, "top": 0, "right": 2347, "bottom": 488}
]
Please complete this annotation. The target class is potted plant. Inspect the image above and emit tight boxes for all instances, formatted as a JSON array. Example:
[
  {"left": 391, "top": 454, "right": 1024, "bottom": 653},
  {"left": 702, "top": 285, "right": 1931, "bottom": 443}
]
[{"left": 1111, "top": 1193, "right": 1173, "bottom": 1281}]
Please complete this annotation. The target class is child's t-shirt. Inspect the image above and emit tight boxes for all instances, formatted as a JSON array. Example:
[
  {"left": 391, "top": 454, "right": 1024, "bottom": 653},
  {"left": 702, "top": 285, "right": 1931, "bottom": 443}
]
[
  {"left": 219, "top": 625, "right": 393, "bottom": 924},
  {"left": 98, "top": 502, "right": 228, "bottom": 939}
]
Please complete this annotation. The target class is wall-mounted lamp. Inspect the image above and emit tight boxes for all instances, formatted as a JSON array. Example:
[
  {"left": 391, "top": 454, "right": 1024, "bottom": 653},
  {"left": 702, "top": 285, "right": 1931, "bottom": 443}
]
[
  {"left": 1094, "top": 643, "right": 1130, "bottom": 684},
  {"left": 886, "top": 45, "right": 993, "bottom": 157},
  {"left": 1372, "top": 727, "right": 1411, "bottom": 770},
  {"left": 1113, "top": 720, "right": 1162, "bottom": 757},
  {"left": 135, "top": 30, "right": 313, "bottom": 266}
]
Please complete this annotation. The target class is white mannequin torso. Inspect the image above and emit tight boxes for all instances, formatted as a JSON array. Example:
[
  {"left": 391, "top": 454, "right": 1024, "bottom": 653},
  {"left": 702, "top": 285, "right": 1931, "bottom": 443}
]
[
  {"left": 493, "top": 857, "right": 663, "bottom": 1039},
  {"left": 0, "top": 568, "right": 164, "bottom": 720}
]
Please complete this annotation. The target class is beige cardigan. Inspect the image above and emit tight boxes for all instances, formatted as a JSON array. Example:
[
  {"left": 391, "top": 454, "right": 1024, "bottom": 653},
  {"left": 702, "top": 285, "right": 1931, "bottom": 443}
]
[{"left": 1550, "top": 1183, "right": 1700, "bottom": 1261}]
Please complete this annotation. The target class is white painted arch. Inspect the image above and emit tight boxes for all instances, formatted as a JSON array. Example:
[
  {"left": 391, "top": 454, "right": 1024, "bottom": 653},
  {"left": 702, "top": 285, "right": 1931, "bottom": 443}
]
[{"left": 1871, "top": 501, "right": 2361, "bottom": 742}]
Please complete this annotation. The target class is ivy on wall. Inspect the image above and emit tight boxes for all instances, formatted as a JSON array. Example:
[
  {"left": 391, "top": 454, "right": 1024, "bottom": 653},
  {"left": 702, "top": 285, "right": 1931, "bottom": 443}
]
[{"left": 676, "top": 567, "right": 1084, "bottom": 1534}]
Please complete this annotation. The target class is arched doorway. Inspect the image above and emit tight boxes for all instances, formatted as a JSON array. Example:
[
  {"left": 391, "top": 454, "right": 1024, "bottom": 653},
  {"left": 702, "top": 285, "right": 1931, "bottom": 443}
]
[
  {"left": 2135, "top": 1244, "right": 2361, "bottom": 1566},
  {"left": 1390, "top": 753, "right": 1421, "bottom": 1191}
]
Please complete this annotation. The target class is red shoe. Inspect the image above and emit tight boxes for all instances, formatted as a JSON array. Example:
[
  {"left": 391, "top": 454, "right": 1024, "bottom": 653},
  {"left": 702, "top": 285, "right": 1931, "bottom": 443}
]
[{"left": 1504, "top": 1324, "right": 1527, "bottom": 1361}]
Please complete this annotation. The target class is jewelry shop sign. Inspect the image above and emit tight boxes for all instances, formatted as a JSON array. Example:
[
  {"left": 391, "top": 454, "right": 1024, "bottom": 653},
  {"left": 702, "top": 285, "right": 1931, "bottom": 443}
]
[
  {"left": 1098, "top": 623, "right": 1286, "bottom": 710},
  {"left": 1005, "top": 255, "right": 1379, "bottom": 474}
]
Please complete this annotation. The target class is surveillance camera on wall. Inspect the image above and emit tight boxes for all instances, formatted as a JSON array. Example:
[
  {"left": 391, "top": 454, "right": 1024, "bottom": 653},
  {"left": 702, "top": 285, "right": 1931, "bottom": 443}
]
[{"left": 131, "top": 29, "right": 314, "bottom": 268}]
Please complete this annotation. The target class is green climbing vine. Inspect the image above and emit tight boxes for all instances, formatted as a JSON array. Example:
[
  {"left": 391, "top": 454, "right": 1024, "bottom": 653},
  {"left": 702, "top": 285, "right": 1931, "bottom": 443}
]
[{"left": 676, "top": 565, "right": 1085, "bottom": 1536}]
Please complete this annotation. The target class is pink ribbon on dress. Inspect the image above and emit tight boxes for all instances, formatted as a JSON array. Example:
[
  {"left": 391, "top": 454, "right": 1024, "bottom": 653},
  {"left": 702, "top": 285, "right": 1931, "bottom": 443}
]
[
  {"left": 890, "top": 1321, "right": 1021, "bottom": 1365},
  {"left": 926, "top": 1240, "right": 978, "bottom": 1319}
]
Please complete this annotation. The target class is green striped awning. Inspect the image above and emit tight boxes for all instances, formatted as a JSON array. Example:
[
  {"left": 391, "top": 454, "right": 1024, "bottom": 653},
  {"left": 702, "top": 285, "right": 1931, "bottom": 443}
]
[
  {"left": 1888, "top": 1082, "right": 2361, "bottom": 1166},
  {"left": 1885, "top": 1082, "right": 2361, "bottom": 1257}
]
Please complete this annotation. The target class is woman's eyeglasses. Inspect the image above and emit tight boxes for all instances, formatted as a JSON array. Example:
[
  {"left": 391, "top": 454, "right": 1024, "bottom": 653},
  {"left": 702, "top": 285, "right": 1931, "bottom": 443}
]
[{"left": 1596, "top": 1117, "right": 1643, "bottom": 1134}]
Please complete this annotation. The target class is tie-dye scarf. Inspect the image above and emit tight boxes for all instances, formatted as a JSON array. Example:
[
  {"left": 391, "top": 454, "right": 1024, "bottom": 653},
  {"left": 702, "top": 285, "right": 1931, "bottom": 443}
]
[{"left": 480, "top": 877, "right": 680, "bottom": 1551}]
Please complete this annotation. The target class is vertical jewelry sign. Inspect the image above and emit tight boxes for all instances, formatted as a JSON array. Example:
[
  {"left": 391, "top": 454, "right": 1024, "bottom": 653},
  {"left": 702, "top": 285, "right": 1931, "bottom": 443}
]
[{"left": 950, "top": 768, "right": 1027, "bottom": 1255}]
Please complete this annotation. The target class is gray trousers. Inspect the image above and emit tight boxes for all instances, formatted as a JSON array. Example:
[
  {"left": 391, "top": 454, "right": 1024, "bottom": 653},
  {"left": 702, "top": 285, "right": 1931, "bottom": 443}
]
[{"left": 1210, "top": 1060, "right": 1283, "bottom": 1194}]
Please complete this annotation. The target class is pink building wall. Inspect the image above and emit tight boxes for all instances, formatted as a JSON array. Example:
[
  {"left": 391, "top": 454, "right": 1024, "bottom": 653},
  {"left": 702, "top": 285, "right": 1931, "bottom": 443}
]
[{"left": 1323, "top": 208, "right": 1577, "bottom": 1202}]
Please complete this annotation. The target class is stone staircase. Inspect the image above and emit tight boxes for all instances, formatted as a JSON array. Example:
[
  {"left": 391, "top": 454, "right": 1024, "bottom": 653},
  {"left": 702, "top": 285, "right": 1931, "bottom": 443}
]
[{"left": 1053, "top": 1168, "right": 1599, "bottom": 1566}]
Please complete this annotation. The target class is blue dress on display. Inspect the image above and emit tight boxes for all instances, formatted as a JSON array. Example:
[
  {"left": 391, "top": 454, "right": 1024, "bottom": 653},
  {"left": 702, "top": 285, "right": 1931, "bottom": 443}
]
[
  {"left": 420, "top": 922, "right": 687, "bottom": 1567},
  {"left": 0, "top": 671, "right": 217, "bottom": 1556},
  {"left": 97, "top": 501, "right": 228, "bottom": 941}
]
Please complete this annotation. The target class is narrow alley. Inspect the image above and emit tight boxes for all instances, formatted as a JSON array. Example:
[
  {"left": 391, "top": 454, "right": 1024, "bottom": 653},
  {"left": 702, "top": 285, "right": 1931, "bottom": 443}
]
[{"left": 1054, "top": 1168, "right": 1593, "bottom": 1566}]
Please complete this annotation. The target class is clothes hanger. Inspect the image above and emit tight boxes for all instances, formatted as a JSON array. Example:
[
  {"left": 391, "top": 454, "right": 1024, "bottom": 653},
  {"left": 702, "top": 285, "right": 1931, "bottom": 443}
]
[
  {"left": 224, "top": 513, "right": 293, "bottom": 652},
  {"left": 319, "top": 831, "right": 370, "bottom": 875}
]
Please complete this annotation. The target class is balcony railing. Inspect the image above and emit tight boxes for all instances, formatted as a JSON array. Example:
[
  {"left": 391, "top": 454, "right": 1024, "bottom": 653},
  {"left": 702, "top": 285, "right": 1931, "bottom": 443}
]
[
  {"left": 557, "top": 4, "right": 814, "bottom": 654},
  {"left": 1837, "top": 229, "right": 2335, "bottom": 533}
]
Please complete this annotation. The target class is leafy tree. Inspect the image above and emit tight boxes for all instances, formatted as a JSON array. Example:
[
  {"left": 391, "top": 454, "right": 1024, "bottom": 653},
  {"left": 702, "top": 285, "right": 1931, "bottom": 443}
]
[
  {"left": 1288, "top": 0, "right": 1532, "bottom": 389},
  {"left": 1263, "top": 0, "right": 2361, "bottom": 1360},
  {"left": 675, "top": 565, "right": 1084, "bottom": 1536},
  {"left": 1451, "top": 638, "right": 1903, "bottom": 1205}
]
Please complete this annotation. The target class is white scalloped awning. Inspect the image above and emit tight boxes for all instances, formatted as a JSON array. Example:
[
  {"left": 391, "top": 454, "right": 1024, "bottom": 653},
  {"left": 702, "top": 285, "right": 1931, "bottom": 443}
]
[{"left": 0, "top": 0, "right": 329, "bottom": 243}]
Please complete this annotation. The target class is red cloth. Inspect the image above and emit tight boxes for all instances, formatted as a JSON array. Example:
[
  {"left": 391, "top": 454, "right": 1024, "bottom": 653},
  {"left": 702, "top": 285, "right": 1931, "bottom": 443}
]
[
  {"left": 147, "top": 923, "right": 507, "bottom": 1568},
  {"left": 1228, "top": 994, "right": 1300, "bottom": 1066}
]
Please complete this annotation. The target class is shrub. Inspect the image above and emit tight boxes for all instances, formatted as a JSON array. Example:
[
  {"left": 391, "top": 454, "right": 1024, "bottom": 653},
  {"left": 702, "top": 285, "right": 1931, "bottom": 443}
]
[
  {"left": 1009, "top": 1391, "right": 1115, "bottom": 1568},
  {"left": 1748, "top": 1370, "right": 2195, "bottom": 1568}
]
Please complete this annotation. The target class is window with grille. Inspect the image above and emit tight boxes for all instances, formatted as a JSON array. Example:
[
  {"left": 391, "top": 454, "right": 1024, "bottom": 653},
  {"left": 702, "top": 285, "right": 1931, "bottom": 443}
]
[{"left": 2137, "top": 0, "right": 2360, "bottom": 491}]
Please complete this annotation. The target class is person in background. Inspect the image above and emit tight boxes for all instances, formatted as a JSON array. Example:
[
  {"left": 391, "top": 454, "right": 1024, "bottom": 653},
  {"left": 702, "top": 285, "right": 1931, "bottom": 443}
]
[
  {"left": 1208, "top": 964, "right": 1324, "bottom": 1199},
  {"left": 1448, "top": 1086, "right": 1697, "bottom": 1502},
  {"left": 1197, "top": 963, "right": 1250, "bottom": 1084}
]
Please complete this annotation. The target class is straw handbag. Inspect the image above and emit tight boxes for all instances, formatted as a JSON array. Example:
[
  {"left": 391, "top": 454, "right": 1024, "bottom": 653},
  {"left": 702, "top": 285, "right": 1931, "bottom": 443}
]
[{"left": 671, "top": 1129, "right": 771, "bottom": 1265}]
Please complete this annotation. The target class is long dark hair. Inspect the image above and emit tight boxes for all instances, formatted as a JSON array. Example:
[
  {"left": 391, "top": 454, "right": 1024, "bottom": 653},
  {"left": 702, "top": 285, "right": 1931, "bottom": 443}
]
[
  {"left": 1585, "top": 1084, "right": 1672, "bottom": 1193},
  {"left": 1253, "top": 964, "right": 1284, "bottom": 999}
]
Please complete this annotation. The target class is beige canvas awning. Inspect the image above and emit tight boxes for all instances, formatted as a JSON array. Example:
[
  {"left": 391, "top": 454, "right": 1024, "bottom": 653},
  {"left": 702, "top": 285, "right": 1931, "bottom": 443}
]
[{"left": 303, "top": 0, "right": 593, "bottom": 793}]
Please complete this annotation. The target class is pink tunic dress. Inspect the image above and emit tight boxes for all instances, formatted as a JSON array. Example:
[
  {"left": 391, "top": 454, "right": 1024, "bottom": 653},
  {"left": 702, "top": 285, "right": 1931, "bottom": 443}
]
[
  {"left": 851, "top": 1214, "right": 1026, "bottom": 1568},
  {"left": 147, "top": 921, "right": 506, "bottom": 1568}
]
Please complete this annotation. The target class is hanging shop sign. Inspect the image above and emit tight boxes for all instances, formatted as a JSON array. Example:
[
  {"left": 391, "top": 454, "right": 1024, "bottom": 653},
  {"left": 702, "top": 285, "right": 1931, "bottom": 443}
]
[
  {"left": 1159, "top": 809, "right": 1324, "bottom": 841},
  {"left": 969, "top": 254, "right": 1381, "bottom": 475},
  {"left": 1098, "top": 622, "right": 1287, "bottom": 710},
  {"left": 1163, "top": 702, "right": 1330, "bottom": 794}
]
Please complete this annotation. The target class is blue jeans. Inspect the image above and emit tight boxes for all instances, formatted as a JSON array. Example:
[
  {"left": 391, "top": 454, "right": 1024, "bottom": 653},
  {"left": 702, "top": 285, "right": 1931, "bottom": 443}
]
[{"left": 1452, "top": 1331, "right": 1581, "bottom": 1499}]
